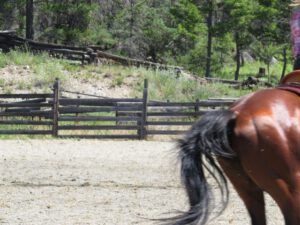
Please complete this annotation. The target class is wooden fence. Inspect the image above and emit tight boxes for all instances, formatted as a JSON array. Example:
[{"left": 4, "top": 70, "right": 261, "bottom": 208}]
[
  {"left": 0, "top": 79, "right": 236, "bottom": 139},
  {"left": 0, "top": 93, "right": 53, "bottom": 135},
  {"left": 0, "top": 31, "right": 183, "bottom": 71}
]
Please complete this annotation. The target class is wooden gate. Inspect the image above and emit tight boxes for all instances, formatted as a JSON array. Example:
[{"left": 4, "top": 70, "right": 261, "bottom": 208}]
[{"left": 0, "top": 79, "right": 235, "bottom": 139}]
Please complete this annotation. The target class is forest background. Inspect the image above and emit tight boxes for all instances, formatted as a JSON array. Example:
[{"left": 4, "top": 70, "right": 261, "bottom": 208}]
[{"left": 0, "top": 0, "right": 293, "bottom": 81}]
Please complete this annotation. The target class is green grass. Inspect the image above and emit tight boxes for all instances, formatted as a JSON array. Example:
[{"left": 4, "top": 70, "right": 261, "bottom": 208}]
[
  {"left": 0, "top": 122, "right": 54, "bottom": 140},
  {"left": 0, "top": 50, "right": 288, "bottom": 102},
  {"left": 0, "top": 78, "right": 5, "bottom": 87},
  {"left": 32, "top": 60, "right": 67, "bottom": 89},
  {"left": 126, "top": 67, "right": 257, "bottom": 101},
  {"left": 217, "top": 61, "right": 294, "bottom": 82}
]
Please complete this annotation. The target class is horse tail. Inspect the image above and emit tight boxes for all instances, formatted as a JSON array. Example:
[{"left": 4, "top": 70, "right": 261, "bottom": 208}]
[{"left": 167, "top": 110, "right": 236, "bottom": 225}]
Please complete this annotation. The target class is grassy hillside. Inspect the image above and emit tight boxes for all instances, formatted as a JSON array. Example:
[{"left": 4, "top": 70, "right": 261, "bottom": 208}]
[{"left": 0, "top": 51, "right": 285, "bottom": 101}]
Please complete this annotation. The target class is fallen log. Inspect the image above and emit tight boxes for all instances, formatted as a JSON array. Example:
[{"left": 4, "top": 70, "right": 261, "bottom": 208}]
[{"left": 96, "top": 50, "right": 183, "bottom": 72}]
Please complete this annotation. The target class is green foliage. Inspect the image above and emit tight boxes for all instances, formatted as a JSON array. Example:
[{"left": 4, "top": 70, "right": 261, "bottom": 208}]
[
  {"left": 111, "top": 0, "right": 175, "bottom": 61},
  {"left": 0, "top": 51, "right": 286, "bottom": 103},
  {"left": 133, "top": 67, "right": 255, "bottom": 101},
  {"left": 32, "top": 61, "right": 66, "bottom": 89},
  {"left": 0, "top": 51, "right": 68, "bottom": 91},
  {"left": 0, "top": 0, "right": 294, "bottom": 81},
  {"left": 169, "top": 0, "right": 204, "bottom": 53},
  {"left": 81, "top": 25, "right": 116, "bottom": 46},
  {"left": 251, "top": 41, "right": 282, "bottom": 76},
  {"left": 37, "top": 1, "right": 94, "bottom": 44},
  {"left": 111, "top": 73, "right": 126, "bottom": 87},
  {"left": 0, "top": 53, "right": 7, "bottom": 68}
]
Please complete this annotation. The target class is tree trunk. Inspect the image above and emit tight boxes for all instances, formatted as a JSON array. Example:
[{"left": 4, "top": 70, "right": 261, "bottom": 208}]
[
  {"left": 205, "top": 0, "right": 213, "bottom": 78},
  {"left": 26, "top": 0, "right": 34, "bottom": 40},
  {"left": 280, "top": 47, "right": 287, "bottom": 81},
  {"left": 267, "top": 63, "right": 270, "bottom": 82},
  {"left": 241, "top": 52, "right": 244, "bottom": 67},
  {"left": 149, "top": 47, "right": 157, "bottom": 63},
  {"left": 234, "top": 33, "right": 241, "bottom": 81},
  {"left": 129, "top": 0, "right": 135, "bottom": 57}
]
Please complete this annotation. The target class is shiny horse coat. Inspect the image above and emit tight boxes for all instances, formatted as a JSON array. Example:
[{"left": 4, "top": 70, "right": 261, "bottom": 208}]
[{"left": 166, "top": 76, "right": 300, "bottom": 225}]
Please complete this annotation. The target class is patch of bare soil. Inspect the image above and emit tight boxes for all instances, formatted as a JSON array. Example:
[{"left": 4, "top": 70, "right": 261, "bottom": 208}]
[
  {"left": 0, "top": 65, "right": 140, "bottom": 98},
  {"left": 0, "top": 65, "right": 32, "bottom": 93},
  {"left": 0, "top": 140, "right": 283, "bottom": 225}
]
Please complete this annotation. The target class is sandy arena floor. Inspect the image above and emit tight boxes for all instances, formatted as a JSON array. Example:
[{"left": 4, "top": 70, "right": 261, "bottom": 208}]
[{"left": 0, "top": 140, "right": 283, "bottom": 225}]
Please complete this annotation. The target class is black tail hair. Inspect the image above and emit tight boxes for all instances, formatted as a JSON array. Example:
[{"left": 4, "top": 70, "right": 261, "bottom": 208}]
[{"left": 164, "top": 110, "right": 236, "bottom": 225}]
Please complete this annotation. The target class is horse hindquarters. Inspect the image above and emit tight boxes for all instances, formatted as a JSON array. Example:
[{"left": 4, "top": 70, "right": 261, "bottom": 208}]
[
  {"left": 217, "top": 157, "right": 266, "bottom": 225},
  {"left": 230, "top": 130, "right": 300, "bottom": 225},
  {"left": 166, "top": 110, "right": 237, "bottom": 225},
  {"left": 173, "top": 108, "right": 267, "bottom": 225},
  {"left": 231, "top": 89, "right": 300, "bottom": 225}
]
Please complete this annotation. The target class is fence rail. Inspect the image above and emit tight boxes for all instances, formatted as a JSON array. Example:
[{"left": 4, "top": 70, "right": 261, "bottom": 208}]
[
  {"left": 0, "top": 79, "right": 236, "bottom": 139},
  {"left": 0, "top": 31, "right": 183, "bottom": 71}
]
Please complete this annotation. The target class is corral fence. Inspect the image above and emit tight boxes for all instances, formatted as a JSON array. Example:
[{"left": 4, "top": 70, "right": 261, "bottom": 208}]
[
  {"left": 2, "top": 31, "right": 258, "bottom": 85},
  {"left": 0, "top": 31, "right": 182, "bottom": 72},
  {"left": 0, "top": 79, "right": 236, "bottom": 139}
]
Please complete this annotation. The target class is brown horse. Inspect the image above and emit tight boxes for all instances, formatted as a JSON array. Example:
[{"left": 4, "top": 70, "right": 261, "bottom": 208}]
[{"left": 166, "top": 73, "right": 300, "bottom": 225}]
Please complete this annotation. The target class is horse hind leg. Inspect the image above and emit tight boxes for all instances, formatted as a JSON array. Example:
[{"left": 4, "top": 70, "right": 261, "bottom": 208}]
[
  {"left": 268, "top": 184, "right": 300, "bottom": 225},
  {"left": 218, "top": 157, "right": 266, "bottom": 225}
]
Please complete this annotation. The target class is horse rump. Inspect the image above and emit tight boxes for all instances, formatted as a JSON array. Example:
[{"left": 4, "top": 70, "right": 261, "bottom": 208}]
[{"left": 163, "top": 110, "right": 236, "bottom": 225}]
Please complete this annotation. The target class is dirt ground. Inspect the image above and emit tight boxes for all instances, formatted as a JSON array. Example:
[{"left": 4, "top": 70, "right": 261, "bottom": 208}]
[
  {"left": 0, "top": 140, "right": 283, "bottom": 225},
  {"left": 0, "top": 65, "right": 139, "bottom": 98}
]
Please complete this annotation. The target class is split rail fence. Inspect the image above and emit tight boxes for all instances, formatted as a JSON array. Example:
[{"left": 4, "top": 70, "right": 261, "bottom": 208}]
[
  {"left": 0, "top": 31, "right": 182, "bottom": 71},
  {"left": 0, "top": 79, "right": 236, "bottom": 139}
]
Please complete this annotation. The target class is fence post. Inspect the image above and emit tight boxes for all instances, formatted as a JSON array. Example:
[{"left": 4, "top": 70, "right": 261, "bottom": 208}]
[
  {"left": 115, "top": 102, "right": 119, "bottom": 125},
  {"left": 81, "top": 54, "right": 85, "bottom": 65},
  {"left": 52, "top": 78, "right": 60, "bottom": 137},
  {"left": 194, "top": 99, "right": 199, "bottom": 120},
  {"left": 139, "top": 79, "right": 148, "bottom": 140}
]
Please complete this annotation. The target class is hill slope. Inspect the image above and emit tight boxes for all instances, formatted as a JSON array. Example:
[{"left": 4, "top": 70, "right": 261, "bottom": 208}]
[{"left": 0, "top": 51, "right": 256, "bottom": 101}]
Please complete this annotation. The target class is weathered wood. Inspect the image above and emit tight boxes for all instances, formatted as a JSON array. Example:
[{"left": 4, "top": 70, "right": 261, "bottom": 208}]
[
  {"left": 60, "top": 90, "right": 109, "bottom": 98},
  {"left": 147, "top": 111, "right": 210, "bottom": 117},
  {"left": 52, "top": 79, "right": 59, "bottom": 137},
  {"left": 147, "top": 121, "right": 193, "bottom": 126},
  {"left": 147, "top": 100, "right": 234, "bottom": 107},
  {"left": 0, "top": 111, "right": 52, "bottom": 117},
  {"left": 58, "top": 116, "right": 141, "bottom": 122},
  {"left": 0, "top": 79, "right": 237, "bottom": 138},
  {"left": 58, "top": 125, "right": 139, "bottom": 130},
  {"left": 49, "top": 48, "right": 86, "bottom": 55},
  {"left": 58, "top": 134, "right": 139, "bottom": 139},
  {"left": 10, "top": 35, "right": 88, "bottom": 51},
  {"left": 117, "top": 112, "right": 142, "bottom": 117},
  {"left": 12, "top": 98, "right": 47, "bottom": 104},
  {"left": 88, "top": 45, "right": 114, "bottom": 51},
  {"left": 205, "top": 77, "right": 241, "bottom": 84},
  {"left": 0, "top": 30, "right": 16, "bottom": 35},
  {"left": 0, "top": 130, "right": 52, "bottom": 135},
  {"left": 0, "top": 103, "right": 51, "bottom": 107},
  {"left": 147, "top": 102, "right": 197, "bottom": 107},
  {"left": 0, "top": 120, "right": 52, "bottom": 125},
  {"left": 58, "top": 98, "right": 143, "bottom": 105},
  {"left": 4, "top": 107, "right": 41, "bottom": 113},
  {"left": 66, "top": 55, "right": 89, "bottom": 62},
  {"left": 115, "top": 102, "right": 119, "bottom": 125},
  {"left": 96, "top": 51, "right": 183, "bottom": 71},
  {"left": 0, "top": 32, "right": 107, "bottom": 64},
  {"left": 146, "top": 130, "right": 186, "bottom": 135},
  {"left": 59, "top": 106, "right": 142, "bottom": 114},
  {"left": 139, "top": 79, "right": 148, "bottom": 139},
  {"left": 194, "top": 99, "right": 199, "bottom": 118},
  {"left": 0, "top": 94, "right": 53, "bottom": 98},
  {"left": 0, "top": 32, "right": 185, "bottom": 69}
]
